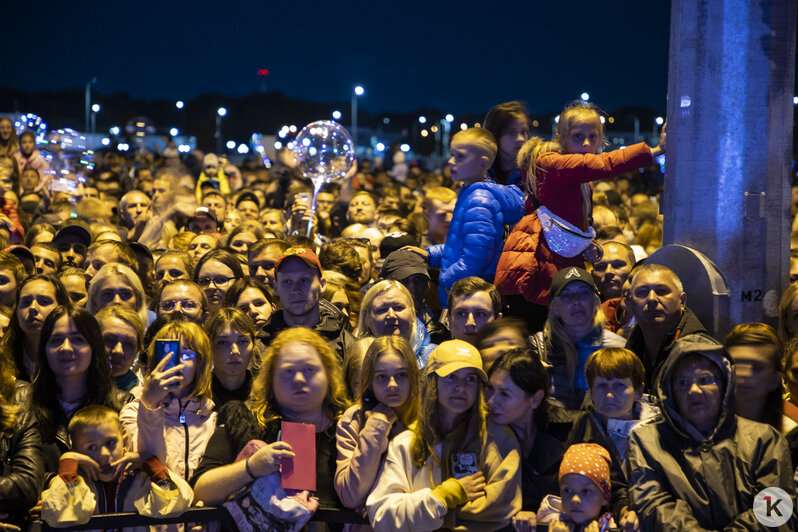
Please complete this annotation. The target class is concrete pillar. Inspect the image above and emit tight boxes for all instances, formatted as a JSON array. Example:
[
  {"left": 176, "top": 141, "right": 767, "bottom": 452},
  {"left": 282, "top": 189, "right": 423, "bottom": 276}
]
[{"left": 662, "top": 0, "right": 797, "bottom": 334}]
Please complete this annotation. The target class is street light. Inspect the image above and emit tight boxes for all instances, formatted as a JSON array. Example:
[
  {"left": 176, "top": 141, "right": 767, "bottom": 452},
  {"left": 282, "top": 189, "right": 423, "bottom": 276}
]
[
  {"left": 445, "top": 114, "right": 454, "bottom": 123},
  {"left": 176, "top": 101, "right": 184, "bottom": 109},
  {"left": 91, "top": 104, "right": 100, "bottom": 133},
  {"left": 215, "top": 107, "right": 227, "bottom": 153},
  {"left": 418, "top": 116, "right": 427, "bottom": 124},
  {"left": 84, "top": 77, "right": 97, "bottom": 132},
  {"left": 332, "top": 110, "right": 342, "bottom": 120},
  {"left": 352, "top": 85, "right": 364, "bottom": 152},
  {"left": 581, "top": 92, "right": 590, "bottom": 101}
]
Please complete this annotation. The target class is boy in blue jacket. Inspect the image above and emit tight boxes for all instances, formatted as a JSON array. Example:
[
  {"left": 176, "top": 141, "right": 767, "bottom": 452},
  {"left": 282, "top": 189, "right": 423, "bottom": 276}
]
[{"left": 417, "top": 128, "right": 524, "bottom": 308}]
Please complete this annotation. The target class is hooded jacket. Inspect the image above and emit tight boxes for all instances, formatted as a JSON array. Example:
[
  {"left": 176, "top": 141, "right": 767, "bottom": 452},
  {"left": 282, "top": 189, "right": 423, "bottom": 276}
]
[
  {"left": 625, "top": 307, "right": 711, "bottom": 392},
  {"left": 427, "top": 180, "right": 524, "bottom": 308},
  {"left": 627, "top": 336, "right": 796, "bottom": 531}
]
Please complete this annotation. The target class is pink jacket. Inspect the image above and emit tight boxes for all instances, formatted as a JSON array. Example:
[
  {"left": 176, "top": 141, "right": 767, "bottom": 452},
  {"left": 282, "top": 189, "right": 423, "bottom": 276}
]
[
  {"left": 120, "top": 395, "right": 216, "bottom": 482},
  {"left": 334, "top": 404, "right": 405, "bottom": 510},
  {"left": 13, "top": 149, "right": 50, "bottom": 175}
]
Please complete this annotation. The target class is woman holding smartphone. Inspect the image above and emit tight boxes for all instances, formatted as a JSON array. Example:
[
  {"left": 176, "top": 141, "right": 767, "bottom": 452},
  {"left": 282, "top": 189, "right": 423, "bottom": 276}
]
[{"left": 120, "top": 321, "right": 216, "bottom": 480}]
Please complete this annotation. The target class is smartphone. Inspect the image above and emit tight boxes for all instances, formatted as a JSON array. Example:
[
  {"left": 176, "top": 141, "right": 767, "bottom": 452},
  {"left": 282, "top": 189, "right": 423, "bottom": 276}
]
[
  {"left": 361, "top": 388, "right": 377, "bottom": 410},
  {"left": 297, "top": 193, "right": 310, "bottom": 204},
  {"left": 154, "top": 339, "right": 181, "bottom": 372}
]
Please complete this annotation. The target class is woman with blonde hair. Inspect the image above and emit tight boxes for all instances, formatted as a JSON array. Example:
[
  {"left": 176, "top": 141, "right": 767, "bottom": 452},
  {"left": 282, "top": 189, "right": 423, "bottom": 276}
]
[
  {"left": 191, "top": 327, "right": 349, "bottom": 513},
  {"left": 120, "top": 320, "right": 216, "bottom": 480},
  {"left": 87, "top": 262, "right": 150, "bottom": 326},
  {"left": 534, "top": 267, "right": 625, "bottom": 410},
  {"left": 777, "top": 282, "right": 798, "bottom": 342},
  {"left": 366, "top": 340, "right": 521, "bottom": 531},
  {"left": 96, "top": 305, "right": 145, "bottom": 393},
  {"left": 356, "top": 280, "right": 435, "bottom": 367}
]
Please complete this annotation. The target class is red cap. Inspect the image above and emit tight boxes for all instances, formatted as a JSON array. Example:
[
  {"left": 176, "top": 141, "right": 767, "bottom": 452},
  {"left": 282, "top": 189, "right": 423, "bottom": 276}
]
[{"left": 274, "top": 247, "right": 322, "bottom": 275}]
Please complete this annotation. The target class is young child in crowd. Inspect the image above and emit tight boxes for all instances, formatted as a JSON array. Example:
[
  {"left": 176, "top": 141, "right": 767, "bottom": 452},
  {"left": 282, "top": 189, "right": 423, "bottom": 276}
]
[
  {"left": 495, "top": 101, "right": 666, "bottom": 331},
  {"left": 537, "top": 443, "right": 616, "bottom": 531},
  {"left": 366, "top": 339, "right": 521, "bottom": 531},
  {"left": 41, "top": 405, "right": 192, "bottom": 527},
  {"left": 574, "top": 348, "right": 659, "bottom": 470},
  {"left": 422, "top": 128, "right": 524, "bottom": 309}
]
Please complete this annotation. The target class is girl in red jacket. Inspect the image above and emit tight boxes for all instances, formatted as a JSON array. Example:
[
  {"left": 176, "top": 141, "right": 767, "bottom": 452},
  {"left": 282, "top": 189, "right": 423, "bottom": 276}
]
[{"left": 494, "top": 101, "right": 665, "bottom": 332}]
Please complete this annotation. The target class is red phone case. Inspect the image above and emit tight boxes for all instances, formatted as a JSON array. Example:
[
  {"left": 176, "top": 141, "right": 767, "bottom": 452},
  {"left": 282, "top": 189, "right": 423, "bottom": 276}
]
[{"left": 280, "top": 421, "right": 316, "bottom": 491}]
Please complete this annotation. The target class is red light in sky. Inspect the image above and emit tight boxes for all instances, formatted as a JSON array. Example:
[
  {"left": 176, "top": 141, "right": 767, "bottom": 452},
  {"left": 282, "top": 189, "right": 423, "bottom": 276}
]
[{"left": 257, "top": 69, "right": 269, "bottom": 76}]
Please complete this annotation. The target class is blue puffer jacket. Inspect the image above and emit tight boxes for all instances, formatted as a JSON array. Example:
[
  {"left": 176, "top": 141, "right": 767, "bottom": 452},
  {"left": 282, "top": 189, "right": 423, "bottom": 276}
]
[{"left": 427, "top": 180, "right": 524, "bottom": 307}]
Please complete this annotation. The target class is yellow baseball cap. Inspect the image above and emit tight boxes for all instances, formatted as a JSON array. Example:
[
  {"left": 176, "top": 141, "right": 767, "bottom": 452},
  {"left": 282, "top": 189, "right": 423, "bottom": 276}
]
[{"left": 426, "top": 340, "right": 487, "bottom": 381}]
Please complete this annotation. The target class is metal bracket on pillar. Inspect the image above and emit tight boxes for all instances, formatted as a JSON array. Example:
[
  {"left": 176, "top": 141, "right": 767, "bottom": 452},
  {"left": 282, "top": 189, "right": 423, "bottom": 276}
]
[{"left": 743, "top": 192, "right": 765, "bottom": 220}]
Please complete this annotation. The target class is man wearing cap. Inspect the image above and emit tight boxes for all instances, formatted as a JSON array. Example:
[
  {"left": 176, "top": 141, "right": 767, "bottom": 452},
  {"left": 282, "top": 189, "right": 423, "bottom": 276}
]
[
  {"left": 625, "top": 263, "right": 712, "bottom": 390},
  {"left": 53, "top": 223, "right": 91, "bottom": 269},
  {"left": 260, "top": 246, "right": 354, "bottom": 362},
  {"left": 236, "top": 191, "right": 260, "bottom": 222},
  {"left": 381, "top": 249, "right": 450, "bottom": 344},
  {"left": 535, "top": 267, "right": 625, "bottom": 410},
  {"left": 187, "top": 207, "right": 219, "bottom": 235}
]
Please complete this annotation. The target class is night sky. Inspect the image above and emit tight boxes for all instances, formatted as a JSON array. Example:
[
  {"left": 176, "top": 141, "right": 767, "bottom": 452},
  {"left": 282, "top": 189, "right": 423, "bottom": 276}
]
[{"left": 6, "top": 1, "right": 671, "bottom": 115}]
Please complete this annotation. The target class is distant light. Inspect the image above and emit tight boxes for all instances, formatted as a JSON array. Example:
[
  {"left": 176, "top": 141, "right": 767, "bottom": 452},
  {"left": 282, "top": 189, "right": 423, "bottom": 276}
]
[
  {"left": 332, "top": 110, "right": 342, "bottom": 120},
  {"left": 226, "top": 140, "right": 236, "bottom": 149},
  {"left": 474, "top": 123, "right": 480, "bottom": 127},
  {"left": 445, "top": 114, "right": 454, "bottom": 123},
  {"left": 608, "top": 117, "right": 615, "bottom": 124},
  {"left": 101, "top": 138, "right": 110, "bottom": 146},
  {"left": 430, "top": 125, "right": 438, "bottom": 133},
  {"left": 278, "top": 130, "right": 287, "bottom": 139},
  {"left": 418, "top": 116, "right": 427, "bottom": 124},
  {"left": 274, "top": 141, "right": 283, "bottom": 150},
  {"left": 217, "top": 107, "right": 227, "bottom": 117},
  {"left": 109, "top": 126, "right": 120, "bottom": 135},
  {"left": 286, "top": 141, "right": 295, "bottom": 150},
  {"left": 237, "top": 143, "right": 249, "bottom": 154},
  {"left": 354, "top": 85, "right": 365, "bottom": 96},
  {"left": 460, "top": 123, "right": 468, "bottom": 130},
  {"left": 91, "top": 104, "right": 100, "bottom": 113},
  {"left": 794, "top": 96, "right": 798, "bottom": 105},
  {"left": 655, "top": 116, "right": 665, "bottom": 126},
  {"left": 532, "top": 120, "right": 539, "bottom": 127},
  {"left": 600, "top": 116, "right": 606, "bottom": 124},
  {"left": 257, "top": 69, "right": 269, "bottom": 76},
  {"left": 117, "top": 143, "right": 129, "bottom": 151},
  {"left": 400, "top": 144, "right": 410, "bottom": 152},
  {"left": 383, "top": 117, "right": 390, "bottom": 125},
  {"left": 176, "top": 101, "right": 184, "bottom": 109},
  {"left": 421, "top": 130, "right": 429, "bottom": 137},
  {"left": 375, "top": 142, "right": 385, "bottom": 151},
  {"left": 289, "top": 125, "right": 297, "bottom": 133},
  {"left": 580, "top": 92, "right": 590, "bottom": 101},
  {"left": 169, "top": 127, "right": 179, "bottom": 136},
  {"left": 302, "top": 138, "right": 311, "bottom": 147},
  {"left": 178, "top": 144, "right": 191, "bottom": 153},
  {"left": 554, "top": 115, "right": 560, "bottom": 123}
]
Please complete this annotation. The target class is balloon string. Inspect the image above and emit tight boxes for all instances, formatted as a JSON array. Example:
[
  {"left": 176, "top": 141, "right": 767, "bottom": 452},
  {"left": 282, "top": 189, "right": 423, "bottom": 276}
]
[{"left": 306, "top": 178, "right": 324, "bottom": 238}]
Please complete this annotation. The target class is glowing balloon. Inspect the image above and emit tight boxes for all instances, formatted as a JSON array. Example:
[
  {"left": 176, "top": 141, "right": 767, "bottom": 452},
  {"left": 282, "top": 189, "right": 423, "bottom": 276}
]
[
  {"left": 250, "top": 133, "right": 272, "bottom": 168},
  {"left": 291, "top": 121, "right": 354, "bottom": 185},
  {"left": 14, "top": 113, "right": 48, "bottom": 143},
  {"left": 40, "top": 129, "right": 94, "bottom": 183}
]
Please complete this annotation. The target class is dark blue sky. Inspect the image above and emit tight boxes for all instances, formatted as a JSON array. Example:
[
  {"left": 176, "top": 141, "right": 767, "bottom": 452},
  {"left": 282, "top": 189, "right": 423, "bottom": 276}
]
[{"left": 7, "top": 1, "right": 671, "bottom": 115}]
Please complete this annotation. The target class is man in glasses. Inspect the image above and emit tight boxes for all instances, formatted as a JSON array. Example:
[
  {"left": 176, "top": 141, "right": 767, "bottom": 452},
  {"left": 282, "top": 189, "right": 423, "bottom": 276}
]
[
  {"left": 627, "top": 336, "right": 795, "bottom": 531},
  {"left": 625, "top": 264, "right": 711, "bottom": 390},
  {"left": 260, "top": 246, "right": 353, "bottom": 362},
  {"left": 157, "top": 280, "right": 208, "bottom": 325}
]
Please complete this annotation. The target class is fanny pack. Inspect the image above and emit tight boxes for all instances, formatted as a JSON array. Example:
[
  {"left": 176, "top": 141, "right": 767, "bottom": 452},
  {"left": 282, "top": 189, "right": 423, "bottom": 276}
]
[{"left": 536, "top": 206, "right": 596, "bottom": 257}]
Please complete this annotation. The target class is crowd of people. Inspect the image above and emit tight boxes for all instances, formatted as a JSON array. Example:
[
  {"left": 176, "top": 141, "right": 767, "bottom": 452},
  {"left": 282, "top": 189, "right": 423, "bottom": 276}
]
[{"left": 0, "top": 98, "right": 794, "bottom": 531}]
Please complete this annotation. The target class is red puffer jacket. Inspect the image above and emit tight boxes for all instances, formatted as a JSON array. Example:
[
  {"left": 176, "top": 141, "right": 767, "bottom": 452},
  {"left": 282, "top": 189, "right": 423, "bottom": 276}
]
[{"left": 494, "top": 143, "right": 653, "bottom": 306}]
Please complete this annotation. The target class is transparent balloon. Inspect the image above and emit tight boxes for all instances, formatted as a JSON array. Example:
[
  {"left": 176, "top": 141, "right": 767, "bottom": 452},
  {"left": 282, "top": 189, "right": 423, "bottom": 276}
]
[
  {"left": 40, "top": 129, "right": 94, "bottom": 185},
  {"left": 291, "top": 120, "right": 355, "bottom": 185},
  {"left": 291, "top": 121, "right": 355, "bottom": 237},
  {"left": 13, "top": 113, "right": 48, "bottom": 144},
  {"left": 250, "top": 133, "right": 272, "bottom": 168}
]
